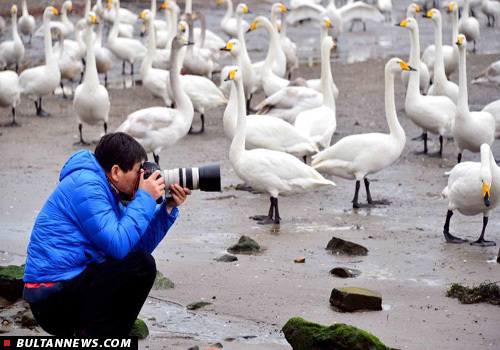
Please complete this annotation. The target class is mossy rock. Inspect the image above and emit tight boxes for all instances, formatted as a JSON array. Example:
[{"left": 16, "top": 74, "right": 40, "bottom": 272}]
[
  {"left": 330, "top": 287, "right": 382, "bottom": 312},
  {"left": 227, "top": 236, "right": 260, "bottom": 254},
  {"left": 129, "top": 318, "right": 149, "bottom": 339},
  {"left": 0, "top": 265, "right": 25, "bottom": 301},
  {"left": 446, "top": 282, "right": 500, "bottom": 306},
  {"left": 186, "top": 301, "right": 212, "bottom": 310},
  {"left": 153, "top": 270, "right": 174, "bottom": 290},
  {"left": 326, "top": 237, "right": 368, "bottom": 256},
  {"left": 215, "top": 254, "right": 238, "bottom": 262},
  {"left": 21, "top": 310, "right": 38, "bottom": 328},
  {"left": 282, "top": 317, "right": 390, "bottom": 350}
]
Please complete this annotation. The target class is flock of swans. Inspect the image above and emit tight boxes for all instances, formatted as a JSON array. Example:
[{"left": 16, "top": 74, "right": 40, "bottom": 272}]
[{"left": 0, "top": 0, "right": 500, "bottom": 249}]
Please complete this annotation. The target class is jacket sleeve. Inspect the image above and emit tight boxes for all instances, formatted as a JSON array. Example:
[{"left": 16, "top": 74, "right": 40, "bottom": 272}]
[
  {"left": 132, "top": 203, "right": 179, "bottom": 253},
  {"left": 71, "top": 176, "right": 158, "bottom": 260}
]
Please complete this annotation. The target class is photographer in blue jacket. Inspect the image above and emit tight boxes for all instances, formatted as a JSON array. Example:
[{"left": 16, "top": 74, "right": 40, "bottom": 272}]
[{"left": 23, "top": 132, "right": 191, "bottom": 337}]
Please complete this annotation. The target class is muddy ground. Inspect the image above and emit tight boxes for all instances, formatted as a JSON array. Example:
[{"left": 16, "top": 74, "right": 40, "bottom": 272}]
[{"left": 1, "top": 0, "right": 500, "bottom": 349}]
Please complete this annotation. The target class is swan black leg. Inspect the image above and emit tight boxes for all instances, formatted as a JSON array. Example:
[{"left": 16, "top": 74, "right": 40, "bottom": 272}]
[
  {"left": 60, "top": 82, "right": 70, "bottom": 100},
  {"left": 352, "top": 180, "right": 361, "bottom": 209},
  {"left": 257, "top": 197, "right": 281, "bottom": 225},
  {"left": 15, "top": 63, "right": 18, "bottom": 73},
  {"left": 443, "top": 210, "right": 468, "bottom": 243},
  {"left": 153, "top": 153, "right": 160, "bottom": 165},
  {"left": 122, "top": 61, "right": 126, "bottom": 75},
  {"left": 412, "top": 132, "right": 426, "bottom": 141},
  {"left": 413, "top": 132, "right": 428, "bottom": 155},
  {"left": 130, "top": 62, "right": 134, "bottom": 75},
  {"left": 188, "top": 114, "right": 205, "bottom": 134},
  {"left": 29, "top": 34, "right": 32, "bottom": 44},
  {"left": 8, "top": 107, "right": 19, "bottom": 126},
  {"left": 429, "top": 135, "right": 443, "bottom": 157},
  {"left": 35, "top": 98, "right": 50, "bottom": 117},
  {"left": 457, "top": 153, "right": 462, "bottom": 164},
  {"left": 104, "top": 122, "right": 108, "bottom": 135},
  {"left": 303, "top": 155, "right": 307, "bottom": 164},
  {"left": 73, "top": 124, "right": 90, "bottom": 146},
  {"left": 251, "top": 196, "right": 274, "bottom": 222},
  {"left": 365, "top": 178, "right": 391, "bottom": 206},
  {"left": 470, "top": 216, "right": 496, "bottom": 246},
  {"left": 105, "top": 72, "right": 108, "bottom": 86},
  {"left": 246, "top": 94, "right": 253, "bottom": 114}
]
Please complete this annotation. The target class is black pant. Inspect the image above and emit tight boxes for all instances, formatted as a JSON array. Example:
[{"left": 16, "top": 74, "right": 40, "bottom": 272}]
[{"left": 29, "top": 251, "right": 156, "bottom": 337}]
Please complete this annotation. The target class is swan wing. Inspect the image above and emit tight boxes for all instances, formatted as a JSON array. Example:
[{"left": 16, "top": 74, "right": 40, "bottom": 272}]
[
  {"left": 287, "top": 2, "right": 325, "bottom": 24},
  {"left": 472, "top": 60, "right": 500, "bottom": 86},
  {"left": 339, "top": 2, "right": 385, "bottom": 23},
  {"left": 256, "top": 86, "right": 321, "bottom": 112},
  {"left": 182, "top": 75, "right": 228, "bottom": 107}
]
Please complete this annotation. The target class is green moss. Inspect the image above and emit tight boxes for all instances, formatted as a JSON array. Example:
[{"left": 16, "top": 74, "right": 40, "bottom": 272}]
[
  {"left": 129, "top": 318, "right": 149, "bottom": 339},
  {"left": 446, "top": 282, "right": 500, "bottom": 306},
  {"left": 227, "top": 236, "right": 260, "bottom": 254},
  {"left": 153, "top": 270, "right": 174, "bottom": 290},
  {"left": 0, "top": 265, "right": 25, "bottom": 279},
  {"left": 282, "top": 317, "right": 390, "bottom": 350},
  {"left": 186, "top": 301, "right": 212, "bottom": 310}
]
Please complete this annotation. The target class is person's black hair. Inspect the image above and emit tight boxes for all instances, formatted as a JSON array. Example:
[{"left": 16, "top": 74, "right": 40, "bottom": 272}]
[{"left": 94, "top": 132, "right": 148, "bottom": 172}]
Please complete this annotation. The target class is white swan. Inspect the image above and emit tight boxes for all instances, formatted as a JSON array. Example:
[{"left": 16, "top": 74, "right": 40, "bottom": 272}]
[
  {"left": 151, "top": 0, "right": 178, "bottom": 70},
  {"left": 275, "top": 6, "right": 298, "bottom": 78},
  {"left": 458, "top": 0, "right": 480, "bottom": 51},
  {"left": 192, "top": 12, "right": 226, "bottom": 53},
  {"left": 94, "top": 16, "right": 113, "bottom": 85},
  {"left": 18, "top": 0, "right": 35, "bottom": 44},
  {"left": 294, "top": 36, "right": 337, "bottom": 151},
  {"left": 423, "top": 9, "right": 459, "bottom": 103},
  {"left": 402, "top": 17, "right": 456, "bottom": 156},
  {"left": 452, "top": 34, "right": 495, "bottom": 163},
  {"left": 219, "top": 3, "right": 255, "bottom": 107},
  {"left": 482, "top": 0, "right": 500, "bottom": 27},
  {"left": 421, "top": 2, "right": 459, "bottom": 80},
  {"left": 222, "top": 41, "right": 318, "bottom": 160},
  {"left": 0, "top": 16, "right": 5, "bottom": 38},
  {"left": 472, "top": 60, "right": 500, "bottom": 88},
  {"left": 53, "top": 27, "right": 84, "bottom": 99},
  {"left": 116, "top": 36, "right": 194, "bottom": 165},
  {"left": 35, "top": 1, "right": 74, "bottom": 38},
  {"left": 227, "top": 66, "right": 335, "bottom": 224},
  {"left": 442, "top": 143, "right": 499, "bottom": 245},
  {"left": 482, "top": 100, "right": 500, "bottom": 133},
  {"left": 93, "top": 0, "right": 133, "bottom": 38},
  {"left": 406, "top": 3, "right": 421, "bottom": 18},
  {"left": 73, "top": 12, "right": 110, "bottom": 146},
  {"left": 181, "top": 14, "right": 219, "bottom": 78},
  {"left": 0, "top": 5, "right": 25, "bottom": 72},
  {"left": 0, "top": 71, "right": 21, "bottom": 126},
  {"left": 399, "top": 18, "right": 430, "bottom": 95},
  {"left": 248, "top": 14, "right": 287, "bottom": 94},
  {"left": 312, "top": 58, "right": 408, "bottom": 208},
  {"left": 107, "top": 0, "right": 147, "bottom": 75},
  {"left": 219, "top": 0, "right": 249, "bottom": 38},
  {"left": 19, "top": 7, "right": 61, "bottom": 117},
  {"left": 104, "top": 0, "right": 138, "bottom": 25}
]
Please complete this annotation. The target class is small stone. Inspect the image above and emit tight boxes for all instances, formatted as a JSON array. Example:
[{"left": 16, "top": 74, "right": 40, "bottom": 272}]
[
  {"left": 227, "top": 236, "right": 260, "bottom": 254},
  {"left": 188, "top": 346, "right": 200, "bottom": 350},
  {"left": 0, "top": 265, "right": 25, "bottom": 301},
  {"left": 329, "top": 287, "right": 382, "bottom": 312},
  {"left": 294, "top": 257, "right": 306, "bottom": 263},
  {"left": 330, "top": 267, "right": 362, "bottom": 278},
  {"left": 21, "top": 310, "right": 38, "bottom": 328},
  {"left": 186, "top": 301, "right": 212, "bottom": 310},
  {"left": 153, "top": 270, "right": 174, "bottom": 290},
  {"left": 211, "top": 343, "right": 223, "bottom": 348},
  {"left": 215, "top": 254, "right": 238, "bottom": 262},
  {"left": 326, "top": 237, "right": 368, "bottom": 256},
  {"left": 129, "top": 318, "right": 149, "bottom": 339},
  {"left": 282, "top": 317, "right": 390, "bottom": 350}
]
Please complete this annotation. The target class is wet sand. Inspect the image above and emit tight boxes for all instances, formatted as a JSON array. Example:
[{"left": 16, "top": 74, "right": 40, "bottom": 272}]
[{"left": 1, "top": 0, "right": 500, "bottom": 349}]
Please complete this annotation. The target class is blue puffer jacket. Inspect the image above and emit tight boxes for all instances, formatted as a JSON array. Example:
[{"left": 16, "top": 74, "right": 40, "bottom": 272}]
[{"left": 24, "top": 150, "right": 178, "bottom": 283}]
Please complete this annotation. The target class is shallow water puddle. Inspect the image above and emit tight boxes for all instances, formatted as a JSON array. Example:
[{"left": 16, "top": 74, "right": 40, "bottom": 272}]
[{"left": 141, "top": 297, "right": 287, "bottom": 345}]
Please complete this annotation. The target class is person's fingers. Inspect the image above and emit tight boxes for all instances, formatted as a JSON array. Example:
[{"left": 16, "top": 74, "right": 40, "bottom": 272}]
[
  {"left": 150, "top": 170, "right": 161, "bottom": 181},
  {"left": 183, "top": 188, "right": 192, "bottom": 195}
]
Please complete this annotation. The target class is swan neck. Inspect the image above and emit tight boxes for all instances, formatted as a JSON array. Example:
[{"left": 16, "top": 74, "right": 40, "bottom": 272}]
[
  {"left": 151, "top": 0, "right": 156, "bottom": 16},
  {"left": 407, "top": 27, "right": 421, "bottom": 94},
  {"left": 96, "top": 20, "right": 103, "bottom": 47},
  {"left": 109, "top": 4, "right": 120, "bottom": 40},
  {"left": 142, "top": 19, "right": 156, "bottom": 72},
  {"left": 458, "top": 48, "right": 469, "bottom": 113},
  {"left": 463, "top": 0, "right": 470, "bottom": 18},
  {"left": 43, "top": 14, "right": 55, "bottom": 66},
  {"left": 22, "top": 0, "right": 28, "bottom": 15},
  {"left": 433, "top": 17, "right": 446, "bottom": 78},
  {"left": 84, "top": 23, "right": 99, "bottom": 84},
  {"left": 452, "top": 10, "right": 459, "bottom": 40},
  {"left": 320, "top": 45, "right": 335, "bottom": 108},
  {"left": 170, "top": 45, "right": 191, "bottom": 113},
  {"left": 236, "top": 13, "right": 248, "bottom": 53},
  {"left": 223, "top": 0, "right": 233, "bottom": 21},
  {"left": 166, "top": 9, "right": 176, "bottom": 50},
  {"left": 230, "top": 77, "right": 247, "bottom": 157},
  {"left": 263, "top": 20, "right": 280, "bottom": 66},
  {"left": 85, "top": 0, "right": 91, "bottom": 16},
  {"left": 11, "top": 9, "right": 19, "bottom": 39},
  {"left": 185, "top": 0, "right": 192, "bottom": 14},
  {"left": 386, "top": 70, "right": 404, "bottom": 139},
  {"left": 198, "top": 14, "right": 207, "bottom": 48}
]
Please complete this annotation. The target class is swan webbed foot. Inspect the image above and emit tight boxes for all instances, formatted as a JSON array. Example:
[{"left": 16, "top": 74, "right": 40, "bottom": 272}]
[
  {"left": 7, "top": 120, "right": 21, "bottom": 127},
  {"left": 250, "top": 215, "right": 272, "bottom": 221},
  {"left": 235, "top": 183, "right": 261, "bottom": 194},
  {"left": 73, "top": 140, "right": 90, "bottom": 146},
  {"left": 36, "top": 109, "right": 50, "bottom": 117},
  {"left": 257, "top": 218, "right": 280, "bottom": 225},
  {"left": 411, "top": 134, "right": 427, "bottom": 141},
  {"left": 368, "top": 199, "right": 391, "bottom": 206},
  {"left": 428, "top": 151, "right": 443, "bottom": 158},
  {"left": 470, "top": 238, "right": 496, "bottom": 247},
  {"left": 444, "top": 231, "right": 468, "bottom": 244}
]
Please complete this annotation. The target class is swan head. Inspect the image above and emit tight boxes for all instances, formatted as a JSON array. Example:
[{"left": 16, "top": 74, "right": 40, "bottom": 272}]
[
  {"left": 216, "top": 0, "right": 223, "bottom": 7},
  {"left": 247, "top": 16, "right": 268, "bottom": 33},
  {"left": 62, "top": 1, "right": 73, "bottom": 14},
  {"left": 236, "top": 3, "right": 250, "bottom": 16},
  {"left": 322, "top": 36, "right": 336, "bottom": 52},
  {"left": 386, "top": 58, "right": 416, "bottom": 75},
  {"left": 11, "top": 5, "right": 18, "bottom": 15},
  {"left": 108, "top": 0, "right": 119, "bottom": 11},
  {"left": 480, "top": 144, "right": 492, "bottom": 207},
  {"left": 178, "top": 20, "right": 188, "bottom": 38},
  {"left": 423, "top": 8, "right": 441, "bottom": 21},
  {"left": 171, "top": 35, "right": 193, "bottom": 51},
  {"left": 44, "top": 6, "right": 59, "bottom": 18},
  {"left": 271, "top": 2, "right": 288, "bottom": 15},
  {"left": 456, "top": 34, "right": 467, "bottom": 49},
  {"left": 407, "top": 3, "right": 421, "bottom": 16},
  {"left": 446, "top": 2, "right": 457, "bottom": 14},
  {"left": 220, "top": 39, "right": 242, "bottom": 56},
  {"left": 396, "top": 17, "right": 417, "bottom": 31},
  {"left": 86, "top": 11, "right": 98, "bottom": 25},
  {"left": 321, "top": 17, "right": 333, "bottom": 30},
  {"left": 223, "top": 66, "right": 241, "bottom": 82},
  {"left": 140, "top": 9, "right": 153, "bottom": 21}
]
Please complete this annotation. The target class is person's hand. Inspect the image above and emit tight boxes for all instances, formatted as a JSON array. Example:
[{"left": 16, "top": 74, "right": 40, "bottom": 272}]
[
  {"left": 138, "top": 170, "right": 165, "bottom": 201},
  {"left": 166, "top": 184, "right": 191, "bottom": 210}
]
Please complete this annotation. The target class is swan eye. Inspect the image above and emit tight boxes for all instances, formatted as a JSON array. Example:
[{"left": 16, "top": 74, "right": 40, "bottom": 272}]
[
  {"left": 400, "top": 19, "right": 408, "bottom": 27},
  {"left": 414, "top": 5, "right": 420, "bottom": 12}
]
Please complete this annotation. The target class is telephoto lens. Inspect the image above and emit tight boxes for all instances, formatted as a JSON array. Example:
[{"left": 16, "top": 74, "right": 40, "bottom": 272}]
[
  {"left": 163, "top": 164, "right": 221, "bottom": 192},
  {"left": 142, "top": 161, "right": 163, "bottom": 204}
]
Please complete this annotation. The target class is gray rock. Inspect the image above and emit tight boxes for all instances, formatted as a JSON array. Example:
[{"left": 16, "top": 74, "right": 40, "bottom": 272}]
[
  {"left": 21, "top": 310, "right": 38, "bottom": 328},
  {"left": 186, "top": 301, "right": 212, "bottom": 310},
  {"left": 227, "top": 236, "right": 260, "bottom": 254},
  {"left": 0, "top": 265, "right": 25, "bottom": 301},
  {"left": 153, "top": 270, "right": 174, "bottom": 290},
  {"left": 330, "top": 287, "right": 382, "bottom": 312},
  {"left": 188, "top": 347, "right": 200, "bottom": 350},
  {"left": 326, "top": 237, "right": 368, "bottom": 256},
  {"left": 330, "top": 267, "right": 362, "bottom": 278},
  {"left": 215, "top": 254, "right": 238, "bottom": 262}
]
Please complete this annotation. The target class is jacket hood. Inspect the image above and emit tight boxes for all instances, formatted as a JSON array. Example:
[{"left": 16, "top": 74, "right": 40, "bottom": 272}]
[{"left": 60, "top": 150, "right": 105, "bottom": 182}]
